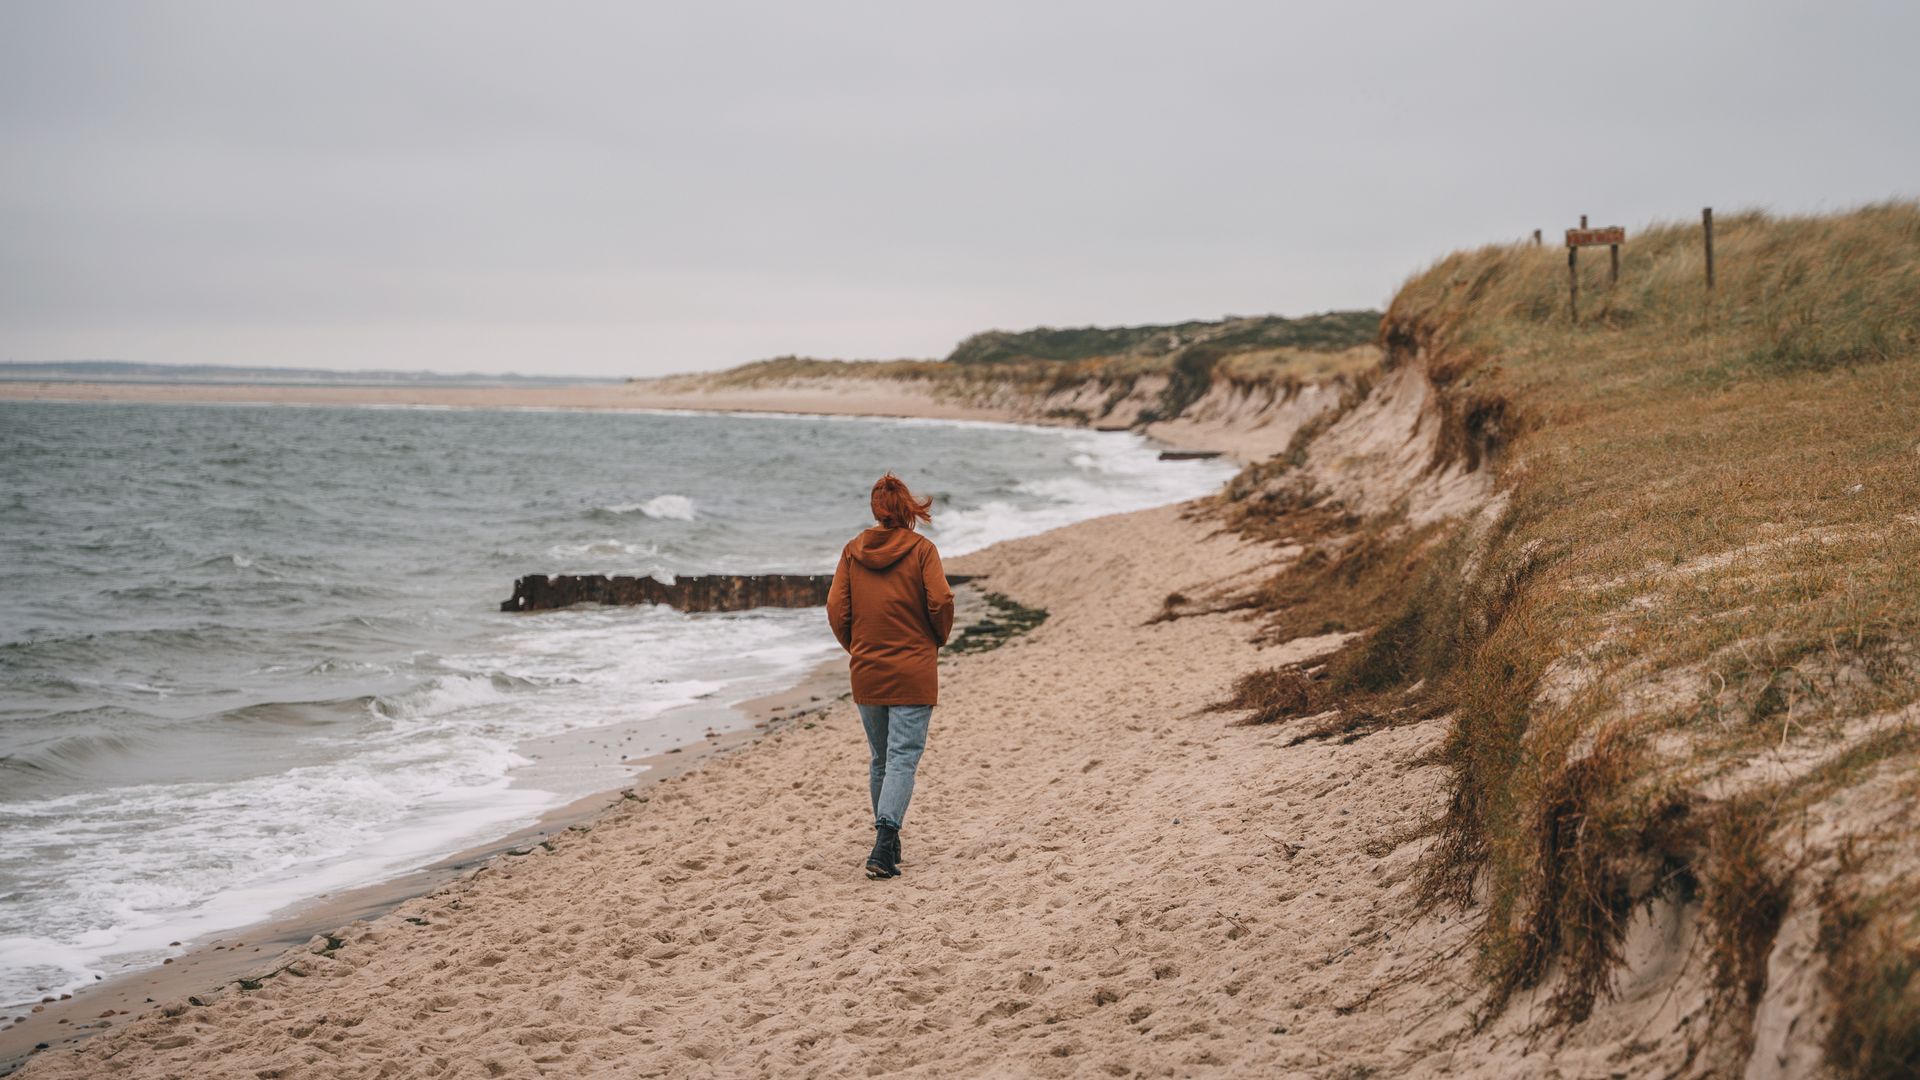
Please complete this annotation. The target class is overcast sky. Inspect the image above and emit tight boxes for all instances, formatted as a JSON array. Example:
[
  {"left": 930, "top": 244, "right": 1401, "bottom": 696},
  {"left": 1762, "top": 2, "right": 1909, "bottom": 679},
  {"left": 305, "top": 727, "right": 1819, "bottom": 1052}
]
[{"left": 2, "top": 1, "right": 1916, "bottom": 377}]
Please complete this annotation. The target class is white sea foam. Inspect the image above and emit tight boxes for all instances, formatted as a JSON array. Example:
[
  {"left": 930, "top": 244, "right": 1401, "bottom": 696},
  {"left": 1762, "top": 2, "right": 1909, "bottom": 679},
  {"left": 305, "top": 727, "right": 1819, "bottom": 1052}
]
[
  {"left": 370, "top": 673, "right": 518, "bottom": 720},
  {"left": 621, "top": 494, "right": 694, "bottom": 520},
  {"left": 927, "top": 430, "right": 1234, "bottom": 555},
  {"left": 600, "top": 494, "right": 695, "bottom": 520},
  {"left": 542, "top": 539, "right": 660, "bottom": 562},
  {"left": 0, "top": 725, "right": 546, "bottom": 1006}
]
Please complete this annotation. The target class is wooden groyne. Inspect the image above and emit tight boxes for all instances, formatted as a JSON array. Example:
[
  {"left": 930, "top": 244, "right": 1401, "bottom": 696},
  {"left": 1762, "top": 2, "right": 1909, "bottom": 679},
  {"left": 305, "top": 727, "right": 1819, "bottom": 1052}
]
[{"left": 501, "top": 572, "right": 978, "bottom": 613}]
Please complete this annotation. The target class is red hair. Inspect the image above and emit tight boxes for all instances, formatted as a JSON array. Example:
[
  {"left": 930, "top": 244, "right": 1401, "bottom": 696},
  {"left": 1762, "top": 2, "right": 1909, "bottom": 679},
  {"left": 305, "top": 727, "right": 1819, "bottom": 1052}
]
[{"left": 871, "top": 473, "right": 933, "bottom": 530}]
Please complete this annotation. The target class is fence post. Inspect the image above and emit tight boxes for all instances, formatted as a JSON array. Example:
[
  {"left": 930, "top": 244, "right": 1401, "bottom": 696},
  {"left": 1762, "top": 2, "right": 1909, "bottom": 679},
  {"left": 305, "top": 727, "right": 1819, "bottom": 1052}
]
[
  {"left": 1569, "top": 246, "right": 1579, "bottom": 322},
  {"left": 1703, "top": 207, "right": 1715, "bottom": 290}
]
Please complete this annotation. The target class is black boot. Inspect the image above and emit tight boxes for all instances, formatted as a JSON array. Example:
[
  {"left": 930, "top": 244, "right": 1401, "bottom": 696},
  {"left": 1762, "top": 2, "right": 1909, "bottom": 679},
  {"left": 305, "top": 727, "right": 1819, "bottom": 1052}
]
[{"left": 865, "top": 823, "right": 900, "bottom": 880}]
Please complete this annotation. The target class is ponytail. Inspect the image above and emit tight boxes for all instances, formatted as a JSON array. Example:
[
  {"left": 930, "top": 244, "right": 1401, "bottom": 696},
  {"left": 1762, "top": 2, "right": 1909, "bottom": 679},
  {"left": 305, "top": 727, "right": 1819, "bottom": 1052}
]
[{"left": 870, "top": 472, "right": 933, "bottom": 530}]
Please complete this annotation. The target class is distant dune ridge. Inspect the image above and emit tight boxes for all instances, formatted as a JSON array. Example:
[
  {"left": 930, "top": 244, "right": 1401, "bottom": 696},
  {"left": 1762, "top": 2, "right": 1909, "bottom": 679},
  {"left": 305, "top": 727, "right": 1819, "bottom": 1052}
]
[
  {"left": 627, "top": 310, "right": 1388, "bottom": 464},
  {"left": 12, "top": 203, "right": 1920, "bottom": 1077}
]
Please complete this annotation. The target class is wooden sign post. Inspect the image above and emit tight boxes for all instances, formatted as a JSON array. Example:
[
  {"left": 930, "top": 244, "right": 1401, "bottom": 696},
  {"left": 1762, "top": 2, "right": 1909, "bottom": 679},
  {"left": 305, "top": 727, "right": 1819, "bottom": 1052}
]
[{"left": 1565, "top": 214, "right": 1627, "bottom": 322}]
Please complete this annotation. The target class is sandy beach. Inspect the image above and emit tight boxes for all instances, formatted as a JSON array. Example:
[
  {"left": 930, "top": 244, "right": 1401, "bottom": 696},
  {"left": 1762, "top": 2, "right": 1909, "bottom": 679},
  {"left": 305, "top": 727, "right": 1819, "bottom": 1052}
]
[{"left": 12, "top": 492, "right": 1508, "bottom": 1078}]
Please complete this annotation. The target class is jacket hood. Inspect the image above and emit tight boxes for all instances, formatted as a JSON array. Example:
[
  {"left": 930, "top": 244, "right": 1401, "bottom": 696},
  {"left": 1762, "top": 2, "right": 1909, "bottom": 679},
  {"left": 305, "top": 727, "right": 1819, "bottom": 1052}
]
[{"left": 849, "top": 527, "right": 923, "bottom": 570}]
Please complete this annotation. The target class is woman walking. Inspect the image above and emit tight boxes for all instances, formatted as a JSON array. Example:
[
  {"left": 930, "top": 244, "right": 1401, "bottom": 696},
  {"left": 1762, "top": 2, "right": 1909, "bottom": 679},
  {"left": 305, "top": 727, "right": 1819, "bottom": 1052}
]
[{"left": 827, "top": 473, "right": 955, "bottom": 880}]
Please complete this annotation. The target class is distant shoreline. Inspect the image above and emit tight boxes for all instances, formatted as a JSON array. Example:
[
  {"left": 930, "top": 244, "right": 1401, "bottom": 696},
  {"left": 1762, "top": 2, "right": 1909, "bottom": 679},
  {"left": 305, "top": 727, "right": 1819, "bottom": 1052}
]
[
  {"left": 0, "top": 376, "right": 1287, "bottom": 464},
  {"left": 0, "top": 378, "right": 623, "bottom": 390},
  {"left": 0, "top": 360, "right": 624, "bottom": 389},
  {"left": 0, "top": 377, "right": 1026, "bottom": 424}
]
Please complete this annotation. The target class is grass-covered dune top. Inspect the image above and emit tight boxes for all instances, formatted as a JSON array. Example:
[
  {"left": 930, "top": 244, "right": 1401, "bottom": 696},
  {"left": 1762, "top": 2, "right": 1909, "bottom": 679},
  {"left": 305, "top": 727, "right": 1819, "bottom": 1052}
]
[
  {"left": 1216, "top": 200, "right": 1920, "bottom": 1074},
  {"left": 647, "top": 310, "right": 1384, "bottom": 400},
  {"left": 945, "top": 310, "right": 1381, "bottom": 366},
  {"left": 674, "top": 356, "right": 953, "bottom": 389}
]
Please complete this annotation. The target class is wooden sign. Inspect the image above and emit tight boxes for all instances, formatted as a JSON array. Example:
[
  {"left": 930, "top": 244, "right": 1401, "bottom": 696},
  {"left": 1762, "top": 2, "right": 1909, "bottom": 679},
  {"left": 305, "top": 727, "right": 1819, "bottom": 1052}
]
[
  {"left": 1566, "top": 215, "right": 1624, "bottom": 322},
  {"left": 1565, "top": 226, "right": 1626, "bottom": 247}
]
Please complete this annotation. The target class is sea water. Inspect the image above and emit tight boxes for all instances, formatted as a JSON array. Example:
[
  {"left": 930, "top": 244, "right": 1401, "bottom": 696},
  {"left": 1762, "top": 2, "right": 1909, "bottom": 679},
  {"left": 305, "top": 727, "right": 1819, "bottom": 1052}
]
[{"left": 0, "top": 400, "right": 1233, "bottom": 1007}]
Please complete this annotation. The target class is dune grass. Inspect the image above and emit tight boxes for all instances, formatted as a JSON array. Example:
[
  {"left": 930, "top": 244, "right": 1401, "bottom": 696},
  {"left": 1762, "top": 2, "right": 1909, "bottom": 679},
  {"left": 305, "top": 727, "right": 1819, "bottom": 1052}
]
[
  {"left": 945, "top": 311, "right": 1380, "bottom": 366},
  {"left": 1213, "top": 344, "right": 1383, "bottom": 388},
  {"left": 1220, "top": 201, "right": 1920, "bottom": 1063},
  {"left": 686, "top": 356, "right": 956, "bottom": 388}
]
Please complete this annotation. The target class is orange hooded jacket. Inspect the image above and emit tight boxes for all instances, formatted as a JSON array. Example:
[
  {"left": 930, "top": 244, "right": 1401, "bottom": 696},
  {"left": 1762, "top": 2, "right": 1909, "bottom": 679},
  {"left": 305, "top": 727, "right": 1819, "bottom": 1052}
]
[{"left": 827, "top": 527, "right": 955, "bottom": 705}]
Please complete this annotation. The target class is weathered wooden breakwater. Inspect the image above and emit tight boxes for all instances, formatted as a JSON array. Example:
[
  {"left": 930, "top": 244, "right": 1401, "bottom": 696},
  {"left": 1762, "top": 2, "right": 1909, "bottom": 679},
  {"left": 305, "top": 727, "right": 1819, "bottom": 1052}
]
[{"left": 501, "top": 572, "right": 978, "bottom": 613}]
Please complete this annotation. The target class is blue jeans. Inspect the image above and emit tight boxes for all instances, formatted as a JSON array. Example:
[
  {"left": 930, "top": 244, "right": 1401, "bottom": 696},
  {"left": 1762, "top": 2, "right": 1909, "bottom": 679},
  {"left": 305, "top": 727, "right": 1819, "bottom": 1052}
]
[{"left": 857, "top": 704, "right": 932, "bottom": 829}]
